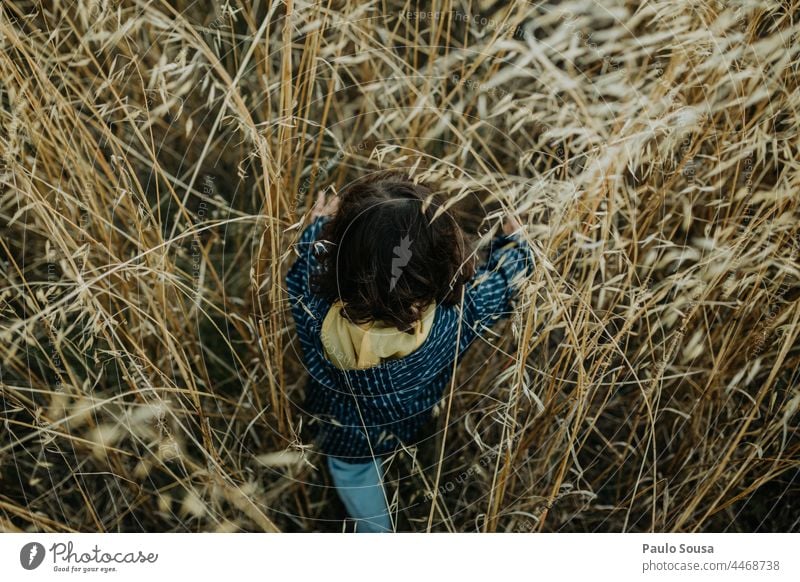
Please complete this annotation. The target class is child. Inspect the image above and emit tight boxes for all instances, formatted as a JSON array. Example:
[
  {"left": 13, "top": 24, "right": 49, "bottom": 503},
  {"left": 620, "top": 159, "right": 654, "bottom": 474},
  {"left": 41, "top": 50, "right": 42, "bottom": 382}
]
[{"left": 285, "top": 172, "right": 534, "bottom": 532}]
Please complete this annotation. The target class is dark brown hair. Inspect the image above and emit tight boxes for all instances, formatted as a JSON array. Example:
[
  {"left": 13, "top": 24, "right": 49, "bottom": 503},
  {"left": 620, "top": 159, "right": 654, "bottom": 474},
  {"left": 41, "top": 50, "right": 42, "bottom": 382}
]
[{"left": 311, "top": 171, "right": 475, "bottom": 333}]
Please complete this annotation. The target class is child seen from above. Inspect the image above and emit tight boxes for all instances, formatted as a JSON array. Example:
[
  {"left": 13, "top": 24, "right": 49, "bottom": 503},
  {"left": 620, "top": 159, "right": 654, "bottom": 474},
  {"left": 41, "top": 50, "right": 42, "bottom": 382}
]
[{"left": 286, "top": 172, "right": 534, "bottom": 532}]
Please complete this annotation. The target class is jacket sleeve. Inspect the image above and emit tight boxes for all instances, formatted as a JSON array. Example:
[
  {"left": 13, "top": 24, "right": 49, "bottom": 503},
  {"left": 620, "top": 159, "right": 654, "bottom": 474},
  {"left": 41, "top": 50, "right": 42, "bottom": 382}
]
[
  {"left": 459, "top": 232, "right": 534, "bottom": 348},
  {"left": 285, "top": 216, "right": 330, "bottom": 320}
]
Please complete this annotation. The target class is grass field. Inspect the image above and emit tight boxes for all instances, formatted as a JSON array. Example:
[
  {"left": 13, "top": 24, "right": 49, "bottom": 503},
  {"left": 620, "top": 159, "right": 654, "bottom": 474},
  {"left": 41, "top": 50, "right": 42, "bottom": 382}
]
[{"left": 1, "top": 0, "right": 799, "bottom": 532}]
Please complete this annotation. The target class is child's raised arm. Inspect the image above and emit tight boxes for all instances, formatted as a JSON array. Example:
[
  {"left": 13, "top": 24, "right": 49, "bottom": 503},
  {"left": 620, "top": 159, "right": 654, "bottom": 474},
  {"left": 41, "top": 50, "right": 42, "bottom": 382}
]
[
  {"left": 285, "top": 214, "right": 331, "bottom": 324},
  {"left": 460, "top": 217, "right": 534, "bottom": 345},
  {"left": 286, "top": 191, "right": 338, "bottom": 291}
]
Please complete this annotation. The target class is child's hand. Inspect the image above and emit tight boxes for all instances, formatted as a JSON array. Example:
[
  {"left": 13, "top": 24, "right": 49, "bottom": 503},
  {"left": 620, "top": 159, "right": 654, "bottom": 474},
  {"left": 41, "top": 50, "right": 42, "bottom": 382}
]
[
  {"left": 311, "top": 191, "right": 340, "bottom": 219},
  {"left": 502, "top": 215, "right": 523, "bottom": 236}
]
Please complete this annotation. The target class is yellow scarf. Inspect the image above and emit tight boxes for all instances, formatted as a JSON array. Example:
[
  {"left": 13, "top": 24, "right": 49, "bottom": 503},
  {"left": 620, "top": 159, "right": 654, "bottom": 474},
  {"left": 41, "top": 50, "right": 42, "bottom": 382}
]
[{"left": 321, "top": 301, "right": 436, "bottom": 369}]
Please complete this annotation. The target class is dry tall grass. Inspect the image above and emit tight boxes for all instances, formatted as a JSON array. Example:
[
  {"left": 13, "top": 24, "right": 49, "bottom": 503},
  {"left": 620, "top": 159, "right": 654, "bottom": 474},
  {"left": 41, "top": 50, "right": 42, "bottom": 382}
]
[{"left": 1, "top": 0, "right": 798, "bottom": 532}]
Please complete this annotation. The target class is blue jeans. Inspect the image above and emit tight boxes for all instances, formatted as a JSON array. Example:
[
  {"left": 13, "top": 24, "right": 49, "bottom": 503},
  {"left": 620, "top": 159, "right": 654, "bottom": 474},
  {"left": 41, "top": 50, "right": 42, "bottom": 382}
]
[{"left": 327, "top": 456, "right": 393, "bottom": 533}]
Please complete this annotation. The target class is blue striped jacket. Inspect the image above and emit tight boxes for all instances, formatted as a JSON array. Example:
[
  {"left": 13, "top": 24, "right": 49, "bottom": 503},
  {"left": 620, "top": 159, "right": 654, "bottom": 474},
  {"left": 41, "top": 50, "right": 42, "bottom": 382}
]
[{"left": 285, "top": 216, "right": 534, "bottom": 462}]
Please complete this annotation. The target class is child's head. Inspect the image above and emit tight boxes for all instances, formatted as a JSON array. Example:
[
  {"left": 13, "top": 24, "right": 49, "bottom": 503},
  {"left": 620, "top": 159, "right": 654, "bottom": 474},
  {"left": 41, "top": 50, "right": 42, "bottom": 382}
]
[{"left": 312, "top": 171, "right": 475, "bottom": 332}]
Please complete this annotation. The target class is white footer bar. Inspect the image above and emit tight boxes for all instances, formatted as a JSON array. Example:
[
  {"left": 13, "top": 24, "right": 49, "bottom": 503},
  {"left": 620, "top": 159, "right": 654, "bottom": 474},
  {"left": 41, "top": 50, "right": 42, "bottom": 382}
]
[{"left": 1, "top": 533, "right": 797, "bottom": 581}]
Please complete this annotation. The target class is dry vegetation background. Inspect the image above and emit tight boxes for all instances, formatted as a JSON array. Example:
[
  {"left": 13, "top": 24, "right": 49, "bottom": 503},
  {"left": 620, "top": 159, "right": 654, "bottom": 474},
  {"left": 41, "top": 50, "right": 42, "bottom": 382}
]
[{"left": 1, "top": 0, "right": 799, "bottom": 533}]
